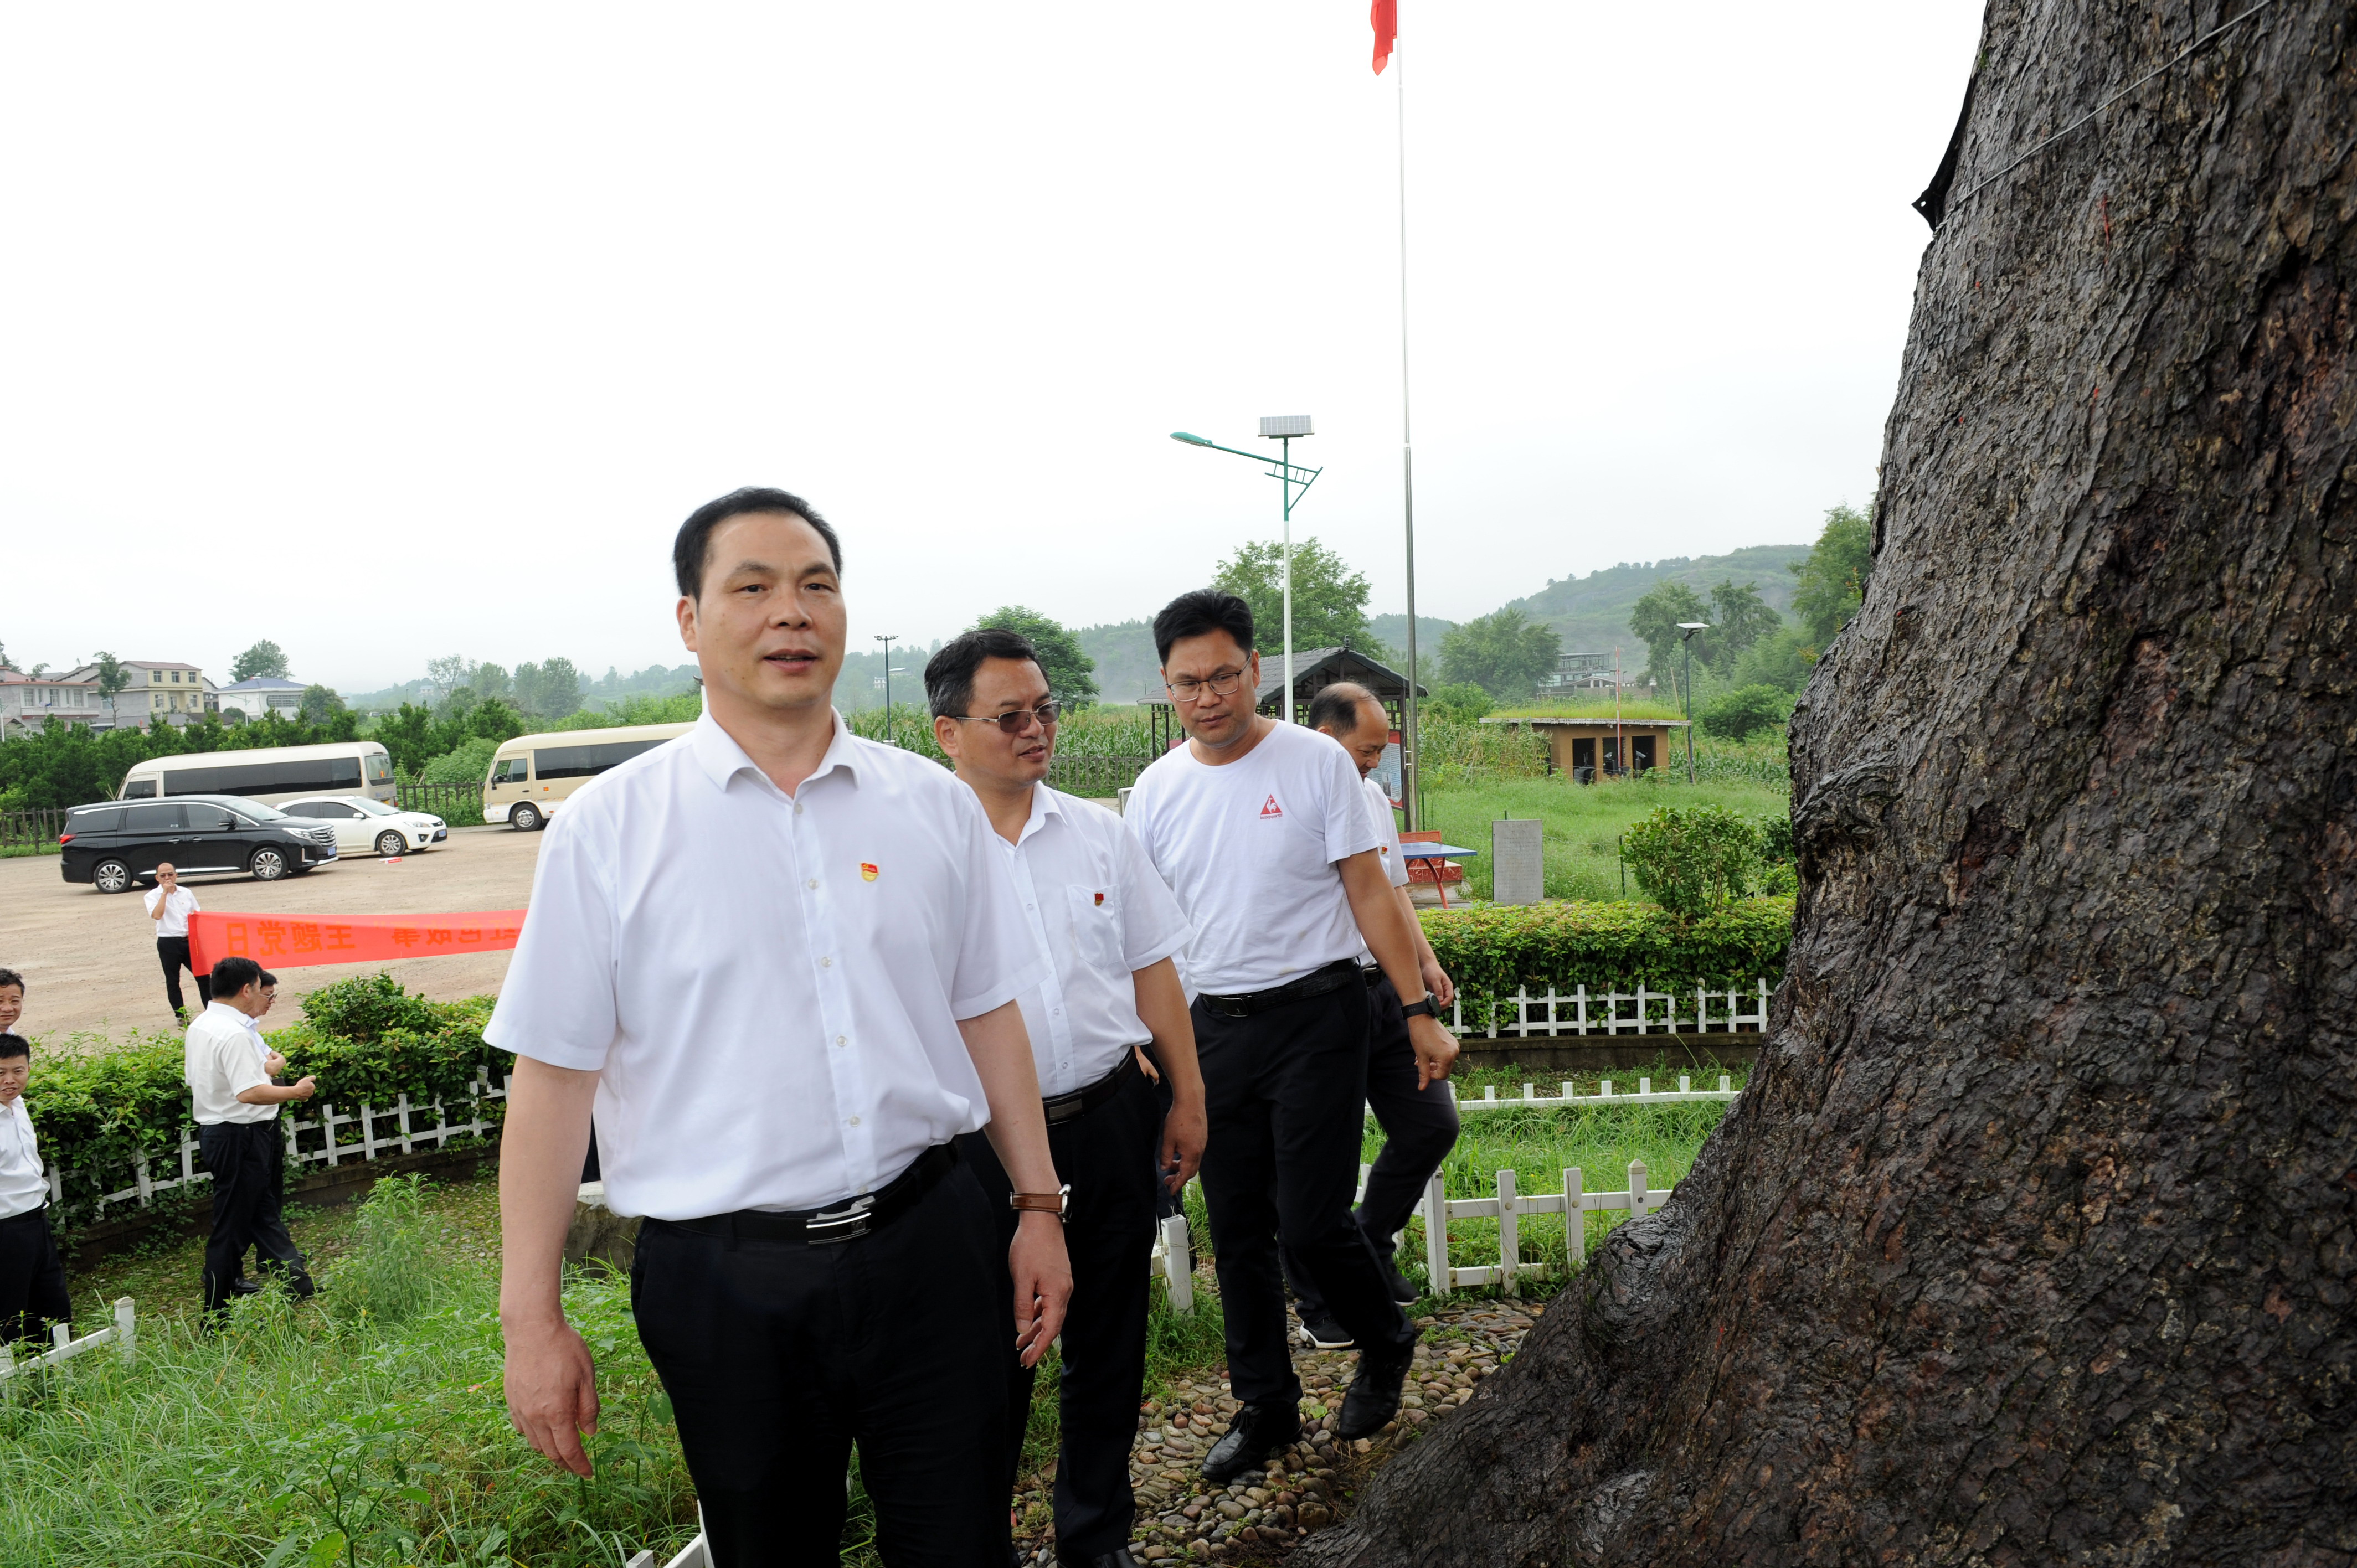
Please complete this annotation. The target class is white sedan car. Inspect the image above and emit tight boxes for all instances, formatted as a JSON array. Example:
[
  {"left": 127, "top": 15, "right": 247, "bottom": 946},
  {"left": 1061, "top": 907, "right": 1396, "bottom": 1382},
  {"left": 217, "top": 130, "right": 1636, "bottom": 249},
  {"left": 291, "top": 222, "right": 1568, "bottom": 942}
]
[{"left": 278, "top": 795, "right": 449, "bottom": 858}]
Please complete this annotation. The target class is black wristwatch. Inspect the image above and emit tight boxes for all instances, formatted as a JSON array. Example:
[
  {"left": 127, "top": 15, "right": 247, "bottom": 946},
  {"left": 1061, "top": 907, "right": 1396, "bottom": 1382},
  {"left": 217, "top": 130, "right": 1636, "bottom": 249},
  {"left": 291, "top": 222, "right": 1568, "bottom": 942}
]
[{"left": 1399, "top": 995, "right": 1438, "bottom": 1020}]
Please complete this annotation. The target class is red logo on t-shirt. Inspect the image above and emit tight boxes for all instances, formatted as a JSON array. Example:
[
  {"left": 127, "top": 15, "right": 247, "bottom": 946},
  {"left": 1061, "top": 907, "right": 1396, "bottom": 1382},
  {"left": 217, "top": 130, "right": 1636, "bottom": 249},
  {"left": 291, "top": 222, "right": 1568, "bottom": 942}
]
[{"left": 1260, "top": 795, "right": 1283, "bottom": 818}]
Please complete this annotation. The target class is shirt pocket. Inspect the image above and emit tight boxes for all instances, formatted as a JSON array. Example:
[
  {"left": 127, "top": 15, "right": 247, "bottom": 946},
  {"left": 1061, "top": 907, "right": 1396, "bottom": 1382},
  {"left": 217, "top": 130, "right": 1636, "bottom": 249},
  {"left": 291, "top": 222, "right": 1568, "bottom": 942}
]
[{"left": 1064, "top": 884, "right": 1126, "bottom": 974}]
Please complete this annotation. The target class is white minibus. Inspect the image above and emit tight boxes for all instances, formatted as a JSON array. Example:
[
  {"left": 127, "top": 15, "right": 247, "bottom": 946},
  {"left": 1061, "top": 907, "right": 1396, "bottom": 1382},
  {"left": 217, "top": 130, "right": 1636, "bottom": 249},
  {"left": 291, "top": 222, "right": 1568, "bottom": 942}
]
[
  {"left": 119, "top": 741, "right": 397, "bottom": 808},
  {"left": 483, "top": 723, "right": 693, "bottom": 830}
]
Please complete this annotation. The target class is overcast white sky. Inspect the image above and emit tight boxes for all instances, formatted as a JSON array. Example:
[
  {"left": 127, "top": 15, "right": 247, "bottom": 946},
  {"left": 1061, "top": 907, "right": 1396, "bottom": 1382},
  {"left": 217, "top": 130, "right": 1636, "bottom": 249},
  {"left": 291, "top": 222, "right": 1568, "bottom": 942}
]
[{"left": 0, "top": 3, "right": 1982, "bottom": 692}]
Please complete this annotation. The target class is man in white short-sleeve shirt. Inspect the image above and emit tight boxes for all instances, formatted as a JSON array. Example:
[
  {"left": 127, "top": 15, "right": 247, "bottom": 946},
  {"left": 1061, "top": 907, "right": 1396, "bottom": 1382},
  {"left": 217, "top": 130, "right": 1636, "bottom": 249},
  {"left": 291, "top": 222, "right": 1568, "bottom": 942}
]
[
  {"left": 928, "top": 627, "right": 1206, "bottom": 1567},
  {"left": 1122, "top": 590, "right": 1459, "bottom": 1482},
  {"left": 145, "top": 864, "right": 209, "bottom": 1021},
  {"left": 491, "top": 487, "right": 1072, "bottom": 1568},
  {"left": 184, "top": 956, "right": 318, "bottom": 1316},
  {"left": 1279, "top": 682, "right": 1460, "bottom": 1349},
  {"left": 0, "top": 1027, "right": 72, "bottom": 1348}
]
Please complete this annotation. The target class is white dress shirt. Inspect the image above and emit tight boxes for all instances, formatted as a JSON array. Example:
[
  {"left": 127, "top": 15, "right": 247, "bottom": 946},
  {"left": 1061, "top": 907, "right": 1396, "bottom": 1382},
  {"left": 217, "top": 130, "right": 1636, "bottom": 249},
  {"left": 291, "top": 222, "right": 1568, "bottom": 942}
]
[
  {"left": 995, "top": 784, "right": 1192, "bottom": 1098},
  {"left": 486, "top": 711, "right": 1047, "bottom": 1220},
  {"left": 145, "top": 884, "right": 200, "bottom": 937},
  {"left": 1363, "top": 774, "right": 1409, "bottom": 890},
  {"left": 1124, "top": 720, "right": 1382, "bottom": 995},
  {"left": 185, "top": 1001, "right": 275, "bottom": 1125},
  {"left": 0, "top": 1098, "right": 48, "bottom": 1219}
]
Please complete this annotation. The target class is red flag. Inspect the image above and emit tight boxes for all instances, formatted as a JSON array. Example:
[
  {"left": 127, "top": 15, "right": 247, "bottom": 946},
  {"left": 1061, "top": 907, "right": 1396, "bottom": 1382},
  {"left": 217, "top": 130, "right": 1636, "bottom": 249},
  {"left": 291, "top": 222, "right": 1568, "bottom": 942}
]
[
  {"left": 189, "top": 909, "right": 526, "bottom": 973},
  {"left": 1371, "top": 0, "right": 1396, "bottom": 74}
]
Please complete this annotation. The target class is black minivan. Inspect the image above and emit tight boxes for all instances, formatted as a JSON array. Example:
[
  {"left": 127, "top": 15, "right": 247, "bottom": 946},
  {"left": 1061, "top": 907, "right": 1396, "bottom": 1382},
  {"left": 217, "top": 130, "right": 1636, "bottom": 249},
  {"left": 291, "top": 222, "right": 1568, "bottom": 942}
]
[{"left": 59, "top": 795, "right": 342, "bottom": 893}]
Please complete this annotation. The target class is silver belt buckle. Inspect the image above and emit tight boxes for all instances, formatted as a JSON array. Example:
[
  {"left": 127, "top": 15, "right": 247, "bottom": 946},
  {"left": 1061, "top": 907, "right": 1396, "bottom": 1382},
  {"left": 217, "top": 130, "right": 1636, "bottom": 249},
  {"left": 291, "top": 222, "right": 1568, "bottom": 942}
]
[
  {"left": 806, "top": 1197, "right": 874, "bottom": 1245},
  {"left": 1043, "top": 1092, "right": 1085, "bottom": 1125}
]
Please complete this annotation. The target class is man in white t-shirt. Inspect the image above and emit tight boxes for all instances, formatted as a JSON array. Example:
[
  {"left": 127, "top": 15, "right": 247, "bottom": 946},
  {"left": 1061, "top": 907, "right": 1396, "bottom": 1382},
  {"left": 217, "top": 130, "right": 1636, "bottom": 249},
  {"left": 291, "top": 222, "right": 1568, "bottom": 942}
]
[
  {"left": 1281, "top": 682, "right": 1460, "bottom": 1348},
  {"left": 928, "top": 627, "right": 1205, "bottom": 1568},
  {"left": 1124, "top": 590, "right": 1458, "bottom": 1481},
  {"left": 145, "top": 864, "right": 210, "bottom": 1021}
]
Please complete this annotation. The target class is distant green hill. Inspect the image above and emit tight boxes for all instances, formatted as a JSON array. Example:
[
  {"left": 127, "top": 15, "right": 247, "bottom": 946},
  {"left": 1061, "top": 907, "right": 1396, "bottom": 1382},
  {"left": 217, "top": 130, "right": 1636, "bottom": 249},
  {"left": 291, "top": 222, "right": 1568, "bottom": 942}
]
[
  {"left": 1499, "top": 545, "right": 1813, "bottom": 667},
  {"left": 1075, "top": 620, "right": 1161, "bottom": 704}
]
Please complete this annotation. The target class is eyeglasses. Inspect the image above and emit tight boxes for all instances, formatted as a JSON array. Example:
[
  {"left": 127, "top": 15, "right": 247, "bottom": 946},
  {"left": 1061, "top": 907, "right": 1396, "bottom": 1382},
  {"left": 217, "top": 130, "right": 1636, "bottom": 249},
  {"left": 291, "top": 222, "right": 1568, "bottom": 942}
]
[
  {"left": 952, "top": 702, "right": 1061, "bottom": 735},
  {"left": 1165, "top": 669, "right": 1247, "bottom": 703}
]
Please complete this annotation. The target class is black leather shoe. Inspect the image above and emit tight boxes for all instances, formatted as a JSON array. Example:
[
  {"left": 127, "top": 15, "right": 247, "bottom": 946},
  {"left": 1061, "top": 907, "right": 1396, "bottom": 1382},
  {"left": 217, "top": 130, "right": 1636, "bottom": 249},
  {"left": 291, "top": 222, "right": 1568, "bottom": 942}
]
[
  {"left": 1335, "top": 1347, "right": 1413, "bottom": 1439},
  {"left": 1060, "top": 1548, "right": 1143, "bottom": 1568},
  {"left": 1200, "top": 1400, "right": 1301, "bottom": 1484},
  {"left": 1381, "top": 1261, "right": 1420, "bottom": 1304}
]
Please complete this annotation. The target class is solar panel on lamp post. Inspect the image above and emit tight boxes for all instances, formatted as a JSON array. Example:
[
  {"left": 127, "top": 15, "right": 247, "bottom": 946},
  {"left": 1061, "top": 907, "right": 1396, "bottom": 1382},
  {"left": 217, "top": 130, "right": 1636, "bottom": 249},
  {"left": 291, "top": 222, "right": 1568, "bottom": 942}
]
[
  {"left": 1168, "top": 421, "right": 1321, "bottom": 724},
  {"left": 1677, "top": 622, "right": 1710, "bottom": 783}
]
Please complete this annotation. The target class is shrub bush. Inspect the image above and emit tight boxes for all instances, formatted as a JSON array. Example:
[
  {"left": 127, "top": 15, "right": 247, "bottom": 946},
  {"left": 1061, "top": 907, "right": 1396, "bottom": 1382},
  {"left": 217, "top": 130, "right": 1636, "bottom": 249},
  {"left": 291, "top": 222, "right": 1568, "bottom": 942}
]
[
  {"left": 1419, "top": 896, "right": 1791, "bottom": 1027},
  {"left": 324, "top": 1173, "right": 439, "bottom": 1324},
  {"left": 1425, "top": 682, "right": 1495, "bottom": 721},
  {"left": 419, "top": 736, "right": 499, "bottom": 786},
  {"left": 1623, "top": 804, "right": 1762, "bottom": 919},
  {"left": 1698, "top": 685, "right": 1789, "bottom": 742}
]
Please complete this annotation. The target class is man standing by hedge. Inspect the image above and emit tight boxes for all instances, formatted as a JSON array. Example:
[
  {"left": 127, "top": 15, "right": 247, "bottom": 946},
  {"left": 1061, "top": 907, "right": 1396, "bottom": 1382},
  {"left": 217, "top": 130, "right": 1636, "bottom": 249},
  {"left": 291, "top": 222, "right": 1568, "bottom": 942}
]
[
  {"left": 1282, "top": 683, "right": 1459, "bottom": 1348},
  {"left": 492, "top": 488, "right": 1071, "bottom": 1567},
  {"left": 185, "top": 956, "right": 318, "bottom": 1317},
  {"left": 1123, "top": 590, "right": 1457, "bottom": 1482},
  {"left": 0, "top": 1031, "right": 71, "bottom": 1348}
]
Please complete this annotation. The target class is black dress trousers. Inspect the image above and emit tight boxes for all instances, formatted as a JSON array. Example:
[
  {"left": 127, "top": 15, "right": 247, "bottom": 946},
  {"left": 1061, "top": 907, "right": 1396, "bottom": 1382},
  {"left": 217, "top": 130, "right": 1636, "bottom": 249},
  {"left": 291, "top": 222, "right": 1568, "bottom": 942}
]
[
  {"left": 630, "top": 1155, "right": 1010, "bottom": 1568},
  {"left": 1193, "top": 981, "right": 1414, "bottom": 1409},
  {"left": 0, "top": 1206, "right": 73, "bottom": 1347},
  {"left": 958, "top": 1063, "right": 1161, "bottom": 1562},
  {"left": 1284, "top": 972, "right": 1461, "bottom": 1321},
  {"left": 157, "top": 936, "right": 212, "bottom": 1017},
  {"left": 198, "top": 1118, "right": 313, "bottom": 1315}
]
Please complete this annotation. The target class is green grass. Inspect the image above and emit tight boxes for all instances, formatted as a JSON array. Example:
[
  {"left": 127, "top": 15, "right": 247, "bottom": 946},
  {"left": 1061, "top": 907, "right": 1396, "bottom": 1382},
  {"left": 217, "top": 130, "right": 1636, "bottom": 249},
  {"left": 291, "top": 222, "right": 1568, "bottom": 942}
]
[{"left": 1420, "top": 773, "right": 1790, "bottom": 900}]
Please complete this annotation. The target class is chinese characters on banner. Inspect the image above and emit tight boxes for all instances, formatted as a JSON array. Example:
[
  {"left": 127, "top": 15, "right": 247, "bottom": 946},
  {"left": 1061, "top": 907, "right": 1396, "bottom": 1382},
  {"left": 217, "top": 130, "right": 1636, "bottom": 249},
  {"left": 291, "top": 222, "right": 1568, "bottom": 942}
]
[{"left": 187, "top": 910, "right": 528, "bottom": 974}]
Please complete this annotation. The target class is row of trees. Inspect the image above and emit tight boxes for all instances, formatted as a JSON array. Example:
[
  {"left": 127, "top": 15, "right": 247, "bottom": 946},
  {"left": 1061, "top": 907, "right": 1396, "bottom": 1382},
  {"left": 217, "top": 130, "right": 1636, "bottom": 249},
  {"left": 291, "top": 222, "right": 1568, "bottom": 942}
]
[
  {"left": 0, "top": 709, "right": 362, "bottom": 812},
  {"left": 422, "top": 655, "right": 583, "bottom": 719}
]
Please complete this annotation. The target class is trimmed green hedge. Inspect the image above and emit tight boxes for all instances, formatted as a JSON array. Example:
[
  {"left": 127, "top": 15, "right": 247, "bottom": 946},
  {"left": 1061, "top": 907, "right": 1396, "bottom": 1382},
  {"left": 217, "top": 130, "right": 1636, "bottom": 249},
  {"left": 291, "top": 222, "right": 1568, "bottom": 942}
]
[
  {"left": 28, "top": 974, "right": 512, "bottom": 1223},
  {"left": 1419, "top": 895, "right": 1792, "bottom": 1022}
]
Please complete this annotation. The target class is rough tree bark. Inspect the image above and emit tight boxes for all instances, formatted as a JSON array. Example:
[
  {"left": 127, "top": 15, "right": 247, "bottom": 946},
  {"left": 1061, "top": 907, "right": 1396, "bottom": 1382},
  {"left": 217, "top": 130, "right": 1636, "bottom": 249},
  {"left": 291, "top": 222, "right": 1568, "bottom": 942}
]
[{"left": 1305, "top": 4, "right": 2357, "bottom": 1563}]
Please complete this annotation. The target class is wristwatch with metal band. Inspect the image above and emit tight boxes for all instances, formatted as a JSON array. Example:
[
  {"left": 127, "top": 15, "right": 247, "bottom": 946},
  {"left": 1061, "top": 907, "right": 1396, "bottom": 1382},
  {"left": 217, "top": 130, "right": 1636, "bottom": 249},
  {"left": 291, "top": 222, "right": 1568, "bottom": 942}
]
[
  {"left": 1010, "top": 1184, "right": 1071, "bottom": 1219},
  {"left": 1399, "top": 995, "right": 1439, "bottom": 1020}
]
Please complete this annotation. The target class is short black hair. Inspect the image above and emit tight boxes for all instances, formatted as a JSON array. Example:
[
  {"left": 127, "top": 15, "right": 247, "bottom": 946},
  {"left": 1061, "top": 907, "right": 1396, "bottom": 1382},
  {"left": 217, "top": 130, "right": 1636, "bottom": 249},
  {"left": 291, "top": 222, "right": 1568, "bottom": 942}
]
[
  {"left": 1153, "top": 590, "right": 1255, "bottom": 666},
  {"left": 1306, "top": 682, "right": 1382, "bottom": 737},
  {"left": 0, "top": 968, "right": 20, "bottom": 993},
  {"left": 259, "top": 971, "right": 279, "bottom": 988},
  {"left": 0, "top": 1034, "right": 25, "bottom": 1062},
  {"left": 210, "top": 956, "right": 264, "bottom": 997},
  {"left": 672, "top": 487, "right": 842, "bottom": 600},
  {"left": 925, "top": 629, "right": 1042, "bottom": 719}
]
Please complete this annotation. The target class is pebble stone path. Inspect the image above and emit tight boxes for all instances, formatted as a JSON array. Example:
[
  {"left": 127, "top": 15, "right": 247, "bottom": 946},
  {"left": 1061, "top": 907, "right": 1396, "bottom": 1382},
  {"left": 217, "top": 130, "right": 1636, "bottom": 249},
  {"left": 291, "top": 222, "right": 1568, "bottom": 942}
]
[{"left": 1012, "top": 1297, "right": 1542, "bottom": 1564}]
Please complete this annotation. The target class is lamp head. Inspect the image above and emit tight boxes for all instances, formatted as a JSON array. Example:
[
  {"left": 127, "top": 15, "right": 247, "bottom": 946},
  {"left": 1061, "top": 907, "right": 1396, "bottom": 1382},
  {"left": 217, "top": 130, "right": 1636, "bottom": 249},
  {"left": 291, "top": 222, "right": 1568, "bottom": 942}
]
[
  {"left": 1677, "top": 622, "right": 1710, "bottom": 633},
  {"left": 1170, "top": 432, "right": 1214, "bottom": 447}
]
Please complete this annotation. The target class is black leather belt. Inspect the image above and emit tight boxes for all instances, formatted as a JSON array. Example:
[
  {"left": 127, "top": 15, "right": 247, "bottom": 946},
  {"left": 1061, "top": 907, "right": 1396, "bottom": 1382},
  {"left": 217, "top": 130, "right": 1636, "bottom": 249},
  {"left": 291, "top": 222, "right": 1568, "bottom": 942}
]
[
  {"left": 1043, "top": 1050, "right": 1139, "bottom": 1126},
  {"left": 652, "top": 1142, "right": 956, "bottom": 1247},
  {"left": 0, "top": 1205, "right": 48, "bottom": 1226},
  {"left": 1197, "top": 958, "right": 1362, "bottom": 1019}
]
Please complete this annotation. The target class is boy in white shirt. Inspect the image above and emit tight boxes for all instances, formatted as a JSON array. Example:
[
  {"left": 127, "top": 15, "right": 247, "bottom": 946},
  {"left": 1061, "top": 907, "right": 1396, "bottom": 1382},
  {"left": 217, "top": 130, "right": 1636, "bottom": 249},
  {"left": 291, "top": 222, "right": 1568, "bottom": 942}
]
[{"left": 0, "top": 1030, "right": 70, "bottom": 1347}]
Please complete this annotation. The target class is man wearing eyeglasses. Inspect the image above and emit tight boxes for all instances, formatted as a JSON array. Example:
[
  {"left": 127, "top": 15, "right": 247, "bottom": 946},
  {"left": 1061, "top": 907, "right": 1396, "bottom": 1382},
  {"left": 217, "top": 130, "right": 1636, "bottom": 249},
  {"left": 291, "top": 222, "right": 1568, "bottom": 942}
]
[
  {"left": 1123, "top": 590, "right": 1457, "bottom": 1483},
  {"left": 927, "top": 626, "right": 1205, "bottom": 1568}
]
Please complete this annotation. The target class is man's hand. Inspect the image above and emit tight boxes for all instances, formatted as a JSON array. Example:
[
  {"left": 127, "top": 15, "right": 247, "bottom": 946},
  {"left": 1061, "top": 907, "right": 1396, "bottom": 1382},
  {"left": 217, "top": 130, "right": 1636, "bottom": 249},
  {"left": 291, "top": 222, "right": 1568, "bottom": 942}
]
[
  {"left": 1009, "top": 1210, "right": 1073, "bottom": 1368},
  {"left": 1409, "top": 1015, "right": 1458, "bottom": 1091},
  {"left": 1160, "top": 1090, "right": 1206, "bottom": 1194},
  {"left": 289, "top": 1075, "right": 317, "bottom": 1101},
  {"left": 263, "top": 1051, "right": 287, "bottom": 1077},
  {"left": 502, "top": 1314, "right": 601, "bottom": 1477},
  {"left": 1419, "top": 958, "right": 1456, "bottom": 1010}
]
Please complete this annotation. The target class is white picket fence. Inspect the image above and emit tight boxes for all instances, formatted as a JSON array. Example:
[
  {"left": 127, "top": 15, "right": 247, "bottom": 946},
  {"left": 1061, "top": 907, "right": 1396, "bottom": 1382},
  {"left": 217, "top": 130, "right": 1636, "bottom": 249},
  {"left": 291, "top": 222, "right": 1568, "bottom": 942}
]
[
  {"left": 0, "top": 1296, "right": 135, "bottom": 1384},
  {"left": 1417, "top": 1160, "right": 1671, "bottom": 1296},
  {"left": 1449, "top": 978, "right": 1773, "bottom": 1039},
  {"left": 50, "top": 1069, "right": 511, "bottom": 1223}
]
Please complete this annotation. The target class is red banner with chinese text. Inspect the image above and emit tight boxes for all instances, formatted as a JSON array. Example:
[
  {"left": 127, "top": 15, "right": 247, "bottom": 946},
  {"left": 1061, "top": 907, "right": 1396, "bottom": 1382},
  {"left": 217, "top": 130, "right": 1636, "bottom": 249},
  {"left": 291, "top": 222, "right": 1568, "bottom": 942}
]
[{"left": 188, "top": 911, "right": 526, "bottom": 974}]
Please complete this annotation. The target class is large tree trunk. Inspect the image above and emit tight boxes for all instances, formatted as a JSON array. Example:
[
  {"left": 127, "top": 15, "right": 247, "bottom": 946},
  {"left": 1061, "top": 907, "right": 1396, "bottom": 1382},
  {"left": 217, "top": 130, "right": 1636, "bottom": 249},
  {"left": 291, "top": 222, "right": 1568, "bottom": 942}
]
[{"left": 1304, "top": 4, "right": 2357, "bottom": 1563}]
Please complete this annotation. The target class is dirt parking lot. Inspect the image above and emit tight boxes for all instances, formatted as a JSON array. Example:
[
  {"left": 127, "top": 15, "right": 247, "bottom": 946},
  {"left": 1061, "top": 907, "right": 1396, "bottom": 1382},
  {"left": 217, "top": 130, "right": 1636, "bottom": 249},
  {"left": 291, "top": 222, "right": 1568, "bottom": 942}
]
[{"left": 3, "top": 826, "right": 542, "bottom": 1047}]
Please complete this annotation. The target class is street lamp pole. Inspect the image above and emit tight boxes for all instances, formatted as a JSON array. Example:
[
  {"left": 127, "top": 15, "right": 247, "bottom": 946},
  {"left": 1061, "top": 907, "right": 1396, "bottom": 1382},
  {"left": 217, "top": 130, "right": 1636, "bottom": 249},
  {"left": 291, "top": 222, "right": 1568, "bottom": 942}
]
[
  {"left": 874, "top": 633, "right": 899, "bottom": 745},
  {"left": 1677, "top": 622, "right": 1710, "bottom": 784},
  {"left": 1171, "top": 419, "right": 1320, "bottom": 723}
]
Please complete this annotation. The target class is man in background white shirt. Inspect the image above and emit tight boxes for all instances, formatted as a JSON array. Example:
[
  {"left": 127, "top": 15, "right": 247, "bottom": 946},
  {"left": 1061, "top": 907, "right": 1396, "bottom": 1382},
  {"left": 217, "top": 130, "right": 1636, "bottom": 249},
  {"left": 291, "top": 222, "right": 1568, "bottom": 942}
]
[
  {"left": 186, "top": 956, "right": 318, "bottom": 1317},
  {"left": 146, "top": 864, "right": 209, "bottom": 1022},
  {"left": 1282, "top": 683, "right": 1460, "bottom": 1348},
  {"left": 0, "top": 1031, "right": 71, "bottom": 1347},
  {"left": 929, "top": 627, "right": 1205, "bottom": 1568},
  {"left": 493, "top": 487, "right": 1071, "bottom": 1566},
  {"left": 1124, "top": 590, "right": 1458, "bottom": 1482}
]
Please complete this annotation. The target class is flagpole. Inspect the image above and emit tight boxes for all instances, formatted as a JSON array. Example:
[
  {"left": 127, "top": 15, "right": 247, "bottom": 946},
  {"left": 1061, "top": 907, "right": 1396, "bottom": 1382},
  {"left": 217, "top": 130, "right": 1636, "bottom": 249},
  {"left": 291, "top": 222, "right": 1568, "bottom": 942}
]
[{"left": 1396, "top": 30, "right": 1423, "bottom": 831}]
